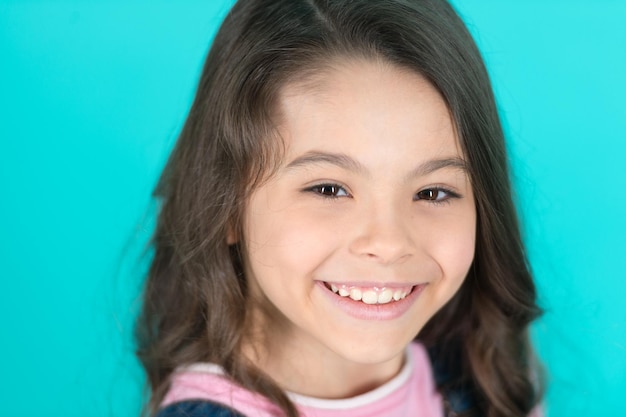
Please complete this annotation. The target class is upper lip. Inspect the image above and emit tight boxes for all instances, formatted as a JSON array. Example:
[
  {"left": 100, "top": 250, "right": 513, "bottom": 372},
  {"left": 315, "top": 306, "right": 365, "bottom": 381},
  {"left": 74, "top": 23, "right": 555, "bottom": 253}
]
[{"left": 319, "top": 280, "right": 422, "bottom": 289}]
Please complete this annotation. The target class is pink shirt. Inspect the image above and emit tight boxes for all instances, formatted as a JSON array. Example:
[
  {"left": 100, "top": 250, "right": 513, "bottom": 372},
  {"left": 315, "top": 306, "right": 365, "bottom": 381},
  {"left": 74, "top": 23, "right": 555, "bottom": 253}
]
[{"left": 162, "top": 342, "right": 444, "bottom": 417}]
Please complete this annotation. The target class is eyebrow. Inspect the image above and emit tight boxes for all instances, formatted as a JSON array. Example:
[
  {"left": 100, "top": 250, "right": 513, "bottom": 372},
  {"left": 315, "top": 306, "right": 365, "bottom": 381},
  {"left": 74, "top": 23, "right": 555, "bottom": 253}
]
[
  {"left": 405, "top": 157, "right": 469, "bottom": 181},
  {"left": 284, "top": 150, "right": 469, "bottom": 180},
  {"left": 285, "top": 151, "right": 366, "bottom": 174}
]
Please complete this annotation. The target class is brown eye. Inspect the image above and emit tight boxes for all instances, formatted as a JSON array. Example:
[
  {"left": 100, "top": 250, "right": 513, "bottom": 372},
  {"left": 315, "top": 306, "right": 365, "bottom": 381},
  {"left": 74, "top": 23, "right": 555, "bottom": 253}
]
[
  {"left": 414, "top": 187, "right": 459, "bottom": 203},
  {"left": 416, "top": 189, "right": 440, "bottom": 200},
  {"left": 308, "top": 183, "right": 350, "bottom": 198},
  {"left": 319, "top": 185, "right": 340, "bottom": 196}
]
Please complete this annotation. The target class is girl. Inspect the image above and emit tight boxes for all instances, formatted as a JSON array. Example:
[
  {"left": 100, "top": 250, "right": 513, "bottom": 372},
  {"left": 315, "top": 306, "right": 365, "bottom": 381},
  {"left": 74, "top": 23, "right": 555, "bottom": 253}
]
[{"left": 136, "top": 0, "right": 543, "bottom": 416}]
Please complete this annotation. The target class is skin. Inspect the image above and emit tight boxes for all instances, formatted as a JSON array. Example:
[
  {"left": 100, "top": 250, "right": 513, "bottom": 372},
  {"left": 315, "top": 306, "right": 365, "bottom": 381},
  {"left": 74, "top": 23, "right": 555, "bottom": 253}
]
[{"left": 239, "top": 59, "right": 476, "bottom": 399}]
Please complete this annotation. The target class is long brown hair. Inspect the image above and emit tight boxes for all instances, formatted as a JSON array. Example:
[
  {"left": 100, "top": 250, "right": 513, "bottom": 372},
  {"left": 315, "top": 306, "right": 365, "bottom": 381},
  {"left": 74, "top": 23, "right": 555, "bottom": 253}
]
[{"left": 135, "top": 1, "right": 543, "bottom": 416}]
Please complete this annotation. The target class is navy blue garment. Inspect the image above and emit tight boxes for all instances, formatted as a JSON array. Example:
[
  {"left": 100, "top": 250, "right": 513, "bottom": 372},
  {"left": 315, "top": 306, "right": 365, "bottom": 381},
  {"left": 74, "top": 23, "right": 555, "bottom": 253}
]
[
  {"left": 156, "top": 400, "right": 246, "bottom": 417},
  {"left": 155, "top": 347, "right": 479, "bottom": 417}
]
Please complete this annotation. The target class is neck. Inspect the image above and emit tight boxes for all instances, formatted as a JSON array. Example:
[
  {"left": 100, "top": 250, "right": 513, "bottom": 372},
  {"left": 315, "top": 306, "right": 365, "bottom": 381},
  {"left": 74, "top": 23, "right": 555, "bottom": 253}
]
[{"left": 242, "top": 311, "right": 405, "bottom": 399}]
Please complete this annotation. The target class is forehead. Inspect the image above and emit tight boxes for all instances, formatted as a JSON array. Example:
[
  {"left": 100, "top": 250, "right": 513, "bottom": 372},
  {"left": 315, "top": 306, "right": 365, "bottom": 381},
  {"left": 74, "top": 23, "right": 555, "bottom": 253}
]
[{"left": 274, "top": 59, "right": 461, "bottom": 164}]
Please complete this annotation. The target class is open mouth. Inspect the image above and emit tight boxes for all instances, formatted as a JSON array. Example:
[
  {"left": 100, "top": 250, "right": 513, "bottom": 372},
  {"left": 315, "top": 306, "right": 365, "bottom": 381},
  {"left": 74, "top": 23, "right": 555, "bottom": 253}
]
[{"left": 323, "top": 282, "right": 416, "bottom": 305}]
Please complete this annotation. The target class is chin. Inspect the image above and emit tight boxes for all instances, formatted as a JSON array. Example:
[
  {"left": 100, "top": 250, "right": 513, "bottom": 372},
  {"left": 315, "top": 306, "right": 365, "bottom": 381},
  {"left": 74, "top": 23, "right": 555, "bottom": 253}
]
[{"left": 329, "top": 332, "right": 415, "bottom": 366}]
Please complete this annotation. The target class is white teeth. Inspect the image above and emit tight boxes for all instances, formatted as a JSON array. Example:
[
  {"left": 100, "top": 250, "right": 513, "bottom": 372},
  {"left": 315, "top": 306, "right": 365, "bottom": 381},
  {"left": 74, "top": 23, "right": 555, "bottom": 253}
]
[
  {"left": 327, "top": 283, "right": 413, "bottom": 305},
  {"left": 349, "top": 288, "right": 362, "bottom": 301},
  {"left": 378, "top": 289, "right": 393, "bottom": 304},
  {"left": 361, "top": 290, "right": 378, "bottom": 304}
]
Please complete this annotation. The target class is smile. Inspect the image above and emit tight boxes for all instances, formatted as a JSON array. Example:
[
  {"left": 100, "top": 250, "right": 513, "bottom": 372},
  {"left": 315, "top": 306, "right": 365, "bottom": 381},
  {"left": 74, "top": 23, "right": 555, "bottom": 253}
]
[
  {"left": 324, "top": 282, "right": 414, "bottom": 305},
  {"left": 318, "top": 281, "right": 426, "bottom": 321}
]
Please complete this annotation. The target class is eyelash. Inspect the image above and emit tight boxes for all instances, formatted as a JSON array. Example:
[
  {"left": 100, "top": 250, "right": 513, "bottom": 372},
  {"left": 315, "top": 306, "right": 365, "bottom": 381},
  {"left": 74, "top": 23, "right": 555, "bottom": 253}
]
[
  {"left": 413, "top": 186, "right": 461, "bottom": 206},
  {"left": 306, "top": 183, "right": 351, "bottom": 199},
  {"left": 305, "top": 183, "right": 461, "bottom": 205}
]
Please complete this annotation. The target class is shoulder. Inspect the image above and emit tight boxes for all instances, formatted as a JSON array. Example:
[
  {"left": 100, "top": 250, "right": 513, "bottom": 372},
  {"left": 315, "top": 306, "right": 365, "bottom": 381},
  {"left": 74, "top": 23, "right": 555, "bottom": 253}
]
[
  {"left": 159, "top": 365, "right": 281, "bottom": 417},
  {"left": 155, "top": 400, "right": 246, "bottom": 417}
]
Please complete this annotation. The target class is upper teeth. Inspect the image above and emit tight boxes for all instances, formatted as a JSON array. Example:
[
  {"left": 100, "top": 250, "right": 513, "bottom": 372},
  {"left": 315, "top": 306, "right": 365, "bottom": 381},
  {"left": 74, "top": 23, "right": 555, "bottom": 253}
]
[{"left": 329, "top": 283, "right": 411, "bottom": 305}]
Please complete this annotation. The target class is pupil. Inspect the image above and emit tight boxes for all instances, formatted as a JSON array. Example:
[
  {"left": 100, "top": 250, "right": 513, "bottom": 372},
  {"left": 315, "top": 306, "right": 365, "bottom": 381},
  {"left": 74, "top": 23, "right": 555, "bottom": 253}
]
[
  {"left": 421, "top": 190, "right": 436, "bottom": 200},
  {"left": 321, "top": 185, "right": 336, "bottom": 196}
]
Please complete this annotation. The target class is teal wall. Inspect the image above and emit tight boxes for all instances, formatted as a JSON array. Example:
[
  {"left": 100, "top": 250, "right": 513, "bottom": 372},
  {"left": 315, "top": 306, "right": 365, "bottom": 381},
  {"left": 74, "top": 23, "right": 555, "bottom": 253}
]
[{"left": 1, "top": 1, "right": 624, "bottom": 416}]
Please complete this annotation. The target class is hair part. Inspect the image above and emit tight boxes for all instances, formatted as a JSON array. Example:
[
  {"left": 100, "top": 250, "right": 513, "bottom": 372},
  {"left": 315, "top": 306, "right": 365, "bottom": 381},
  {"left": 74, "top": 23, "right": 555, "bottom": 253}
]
[{"left": 136, "top": 1, "right": 543, "bottom": 416}]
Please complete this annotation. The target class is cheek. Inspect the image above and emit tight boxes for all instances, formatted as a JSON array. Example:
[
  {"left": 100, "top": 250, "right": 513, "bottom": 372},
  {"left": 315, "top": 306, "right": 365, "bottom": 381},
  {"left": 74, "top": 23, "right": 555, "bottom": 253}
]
[
  {"left": 245, "top": 199, "right": 343, "bottom": 277},
  {"left": 424, "top": 208, "right": 476, "bottom": 290},
  {"left": 441, "top": 221, "right": 475, "bottom": 271}
]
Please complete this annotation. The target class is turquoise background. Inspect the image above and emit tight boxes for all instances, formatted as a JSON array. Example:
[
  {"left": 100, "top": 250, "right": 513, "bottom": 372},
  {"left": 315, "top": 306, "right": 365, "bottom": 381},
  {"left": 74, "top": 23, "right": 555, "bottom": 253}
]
[{"left": 0, "top": 1, "right": 624, "bottom": 416}]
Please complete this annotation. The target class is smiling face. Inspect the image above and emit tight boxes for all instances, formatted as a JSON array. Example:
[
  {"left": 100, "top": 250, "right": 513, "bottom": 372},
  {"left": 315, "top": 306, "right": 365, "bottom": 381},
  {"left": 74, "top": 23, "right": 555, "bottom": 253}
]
[{"left": 240, "top": 59, "right": 476, "bottom": 398}]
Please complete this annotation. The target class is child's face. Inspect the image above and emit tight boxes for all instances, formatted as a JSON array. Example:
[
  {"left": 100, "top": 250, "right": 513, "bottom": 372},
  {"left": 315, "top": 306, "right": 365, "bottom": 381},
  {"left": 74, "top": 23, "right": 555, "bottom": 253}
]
[{"left": 241, "top": 59, "right": 476, "bottom": 393}]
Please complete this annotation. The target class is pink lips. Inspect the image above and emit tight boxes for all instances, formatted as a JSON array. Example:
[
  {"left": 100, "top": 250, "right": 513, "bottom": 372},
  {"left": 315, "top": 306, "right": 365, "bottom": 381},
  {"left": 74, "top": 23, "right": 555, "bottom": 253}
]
[{"left": 316, "top": 281, "right": 425, "bottom": 321}]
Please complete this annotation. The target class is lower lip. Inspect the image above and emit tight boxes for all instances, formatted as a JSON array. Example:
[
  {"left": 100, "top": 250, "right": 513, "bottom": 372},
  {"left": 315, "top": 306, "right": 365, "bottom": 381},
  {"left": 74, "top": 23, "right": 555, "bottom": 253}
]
[{"left": 316, "top": 281, "right": 425, "bottom": 321}]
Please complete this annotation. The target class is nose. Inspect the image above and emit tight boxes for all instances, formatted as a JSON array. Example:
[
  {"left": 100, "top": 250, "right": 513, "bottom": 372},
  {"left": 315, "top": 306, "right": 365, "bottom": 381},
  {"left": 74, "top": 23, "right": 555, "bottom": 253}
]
[{"left": 348, "top": 202, "right": 415, "bottom": 265}]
